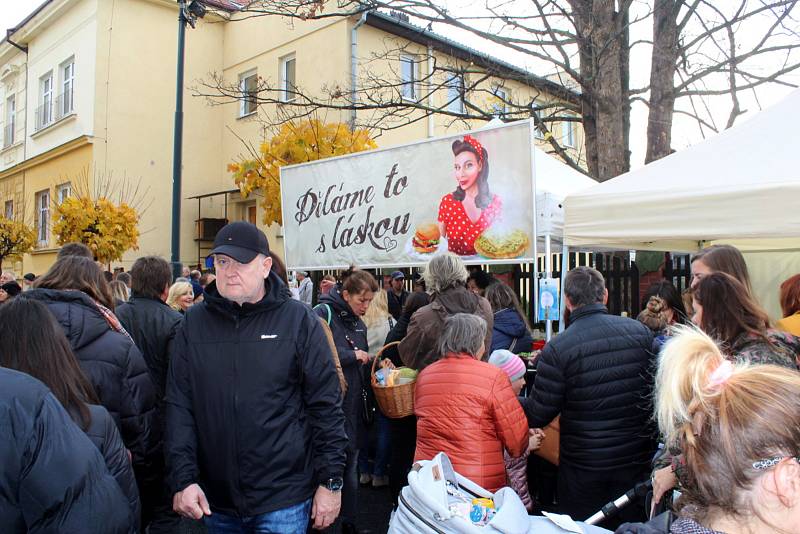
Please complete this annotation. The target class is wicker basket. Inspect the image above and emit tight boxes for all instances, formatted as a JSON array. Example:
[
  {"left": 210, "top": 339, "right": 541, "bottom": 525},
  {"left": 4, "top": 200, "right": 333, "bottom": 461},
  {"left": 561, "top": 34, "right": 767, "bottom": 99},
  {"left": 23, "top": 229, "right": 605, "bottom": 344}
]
[{"left": 370, "top": 341, "right": 416, "bottom": 419}]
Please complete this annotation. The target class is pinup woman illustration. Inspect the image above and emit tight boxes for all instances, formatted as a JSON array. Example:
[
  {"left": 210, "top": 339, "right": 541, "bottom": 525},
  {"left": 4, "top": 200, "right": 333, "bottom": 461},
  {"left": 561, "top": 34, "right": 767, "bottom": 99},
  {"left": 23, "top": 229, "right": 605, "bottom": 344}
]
[{"left": 437, "top": 135, "right": 502, "bottom": 256}]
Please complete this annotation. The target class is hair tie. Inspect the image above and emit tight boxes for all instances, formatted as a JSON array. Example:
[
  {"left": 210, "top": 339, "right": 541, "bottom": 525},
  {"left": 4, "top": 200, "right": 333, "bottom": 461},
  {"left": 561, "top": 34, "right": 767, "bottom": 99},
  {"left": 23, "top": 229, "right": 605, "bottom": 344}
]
[
  {"left": 463, "top": 135, "right": 484, "bottom": 163},
  {"left": 708, "top": 360, "right": 734, "bottom": 390}
]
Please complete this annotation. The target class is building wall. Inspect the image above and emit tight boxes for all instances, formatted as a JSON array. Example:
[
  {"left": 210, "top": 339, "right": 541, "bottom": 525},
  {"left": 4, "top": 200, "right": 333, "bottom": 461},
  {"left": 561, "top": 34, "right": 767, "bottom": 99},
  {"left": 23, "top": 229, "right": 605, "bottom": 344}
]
[
  {"left": 91, "top": 0, "right": 226, "bottom": 269},
  {"left": 0, "top": 49, "right": 28, "bottom": 172},
  {"left": 25, "top": 0, "right": 98, "bottom": 159},
  {"left": 16, "top": 138, "right": 94, "bottom": 275}
]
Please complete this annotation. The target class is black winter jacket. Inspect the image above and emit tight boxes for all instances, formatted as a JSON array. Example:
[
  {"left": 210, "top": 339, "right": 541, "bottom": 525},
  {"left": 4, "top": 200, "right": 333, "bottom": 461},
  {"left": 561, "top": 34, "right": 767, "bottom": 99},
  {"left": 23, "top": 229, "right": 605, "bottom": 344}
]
[
  {"left": 85, "top": 404, "right": 141, "bottom": 529},
  {"left": 0, "top": 368, "right": 132, "bottom": 533},
  {"left": 117, "top": 294, "right": 183, "bottom": 402},
  {"left": 23, "top": 289, "right": 159, "bottom": 468},
  {"left": 490, "top": 308, "right": 534, "bottom": 354},
  {"left": 165, "top": 273, "right": 348, "bottom": 517},
  {"left": 315, "top": 285, "right": 369, "bottom": 450},
  {"left": 522, "top": 303, "right": 657, "bottom": 471}
]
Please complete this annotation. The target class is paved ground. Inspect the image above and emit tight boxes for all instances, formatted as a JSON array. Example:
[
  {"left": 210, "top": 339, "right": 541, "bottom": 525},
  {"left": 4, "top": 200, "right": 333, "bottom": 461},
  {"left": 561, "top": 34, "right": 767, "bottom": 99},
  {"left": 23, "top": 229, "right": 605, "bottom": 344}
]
[{"left": 354, "top": 484, "right": 394, "bottom": 534}]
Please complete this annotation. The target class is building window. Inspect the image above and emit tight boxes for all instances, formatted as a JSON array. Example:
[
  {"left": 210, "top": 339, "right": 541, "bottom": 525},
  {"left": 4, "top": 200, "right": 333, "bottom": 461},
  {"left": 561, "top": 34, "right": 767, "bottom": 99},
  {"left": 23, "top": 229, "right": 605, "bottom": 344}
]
[
  {"left": 36, "top": 189, "right": 50, "bottom": 244},
  {"left": 3, "top": 95, "right": 14, "bottom": 147},
  {"left": 238, "top": 70, "right": 258, "bottom": 117},
  {"left": 446, "top": 74, "right": 465, "bottom": 113},
  {"left": 563, "top": 115, "right": 576, "bottom": 147},
  {"left": 60, "top": 58, "right": 75, "bottom": 118},
  {"left": 400, "top": 55, "right": 417, "bottom": 101},
  {"left": 4, "top": 200, "right": 12, "bottom": 220},
  {"left": 491, "top": 86, "right": 507, "bottom": 116},
  {"left": 280, "top": 54, "right": 296, "bottom": 103},
  {"left": 57, "top": 182, "right": 72, "bottom": 204},
  {"left": 37, "top": 72, "right": 54, "bottom": 130}
]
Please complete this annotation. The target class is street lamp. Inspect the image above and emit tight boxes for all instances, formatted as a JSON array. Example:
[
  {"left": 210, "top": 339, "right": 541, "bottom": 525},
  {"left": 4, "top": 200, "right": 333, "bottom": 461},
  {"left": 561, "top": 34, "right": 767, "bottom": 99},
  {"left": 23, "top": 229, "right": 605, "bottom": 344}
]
[{"left": 171, "top": 0, "right": 206, "bottom": 278}]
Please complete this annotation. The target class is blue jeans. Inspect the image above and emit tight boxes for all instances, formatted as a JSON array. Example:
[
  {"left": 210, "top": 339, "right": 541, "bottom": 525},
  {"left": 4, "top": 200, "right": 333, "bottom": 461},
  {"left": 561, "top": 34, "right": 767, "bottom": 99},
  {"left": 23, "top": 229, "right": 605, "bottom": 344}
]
[
  {"left": 357, "top": 411, "right": 391, "bottom": 477},
  {"left": 203, "top": 499, "right": 312, "bottom": 534}
]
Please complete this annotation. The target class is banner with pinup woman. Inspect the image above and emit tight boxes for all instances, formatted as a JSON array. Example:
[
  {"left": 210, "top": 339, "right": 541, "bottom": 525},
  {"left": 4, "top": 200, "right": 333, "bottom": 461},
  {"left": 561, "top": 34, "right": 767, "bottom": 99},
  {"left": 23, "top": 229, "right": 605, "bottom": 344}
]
[{"left": 280, "top": 120, "right": 535, "bottom": 270}]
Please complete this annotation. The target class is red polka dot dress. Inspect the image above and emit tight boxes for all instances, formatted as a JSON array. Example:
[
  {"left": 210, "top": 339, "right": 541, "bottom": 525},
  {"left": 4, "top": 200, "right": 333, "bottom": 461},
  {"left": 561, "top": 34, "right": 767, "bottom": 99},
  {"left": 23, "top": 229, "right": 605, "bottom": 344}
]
[{"left": 437, "top": 193, "right": 502, "bottom": 256}]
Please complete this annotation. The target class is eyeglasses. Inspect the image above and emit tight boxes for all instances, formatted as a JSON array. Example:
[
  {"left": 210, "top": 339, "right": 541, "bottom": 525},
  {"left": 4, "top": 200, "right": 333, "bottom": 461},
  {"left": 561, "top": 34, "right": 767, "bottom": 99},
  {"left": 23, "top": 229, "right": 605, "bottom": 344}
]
[
  {"left": 213, "top": 255, "right": 244, "bottom": 271},
  {"left": 752, "top": 456, "right": 800, "bottom": 470}
]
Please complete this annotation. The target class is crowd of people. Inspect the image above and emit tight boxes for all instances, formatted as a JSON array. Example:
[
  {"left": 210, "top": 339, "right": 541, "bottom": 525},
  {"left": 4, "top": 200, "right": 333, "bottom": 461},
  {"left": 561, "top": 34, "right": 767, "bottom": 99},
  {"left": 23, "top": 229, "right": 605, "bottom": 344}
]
[{"left": 1, "top": 221, "right": 800, "bottom": 534}]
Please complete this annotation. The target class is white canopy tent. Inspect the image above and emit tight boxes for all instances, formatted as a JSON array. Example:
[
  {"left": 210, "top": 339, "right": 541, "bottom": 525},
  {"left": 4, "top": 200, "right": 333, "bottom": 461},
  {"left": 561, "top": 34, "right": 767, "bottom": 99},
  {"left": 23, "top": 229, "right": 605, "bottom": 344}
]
[
  {"left": 563, "top": 90, "right": 800, "bottom": 319},
  {"left": 564, "top": 89, "right": 800, "bottom": 252}
]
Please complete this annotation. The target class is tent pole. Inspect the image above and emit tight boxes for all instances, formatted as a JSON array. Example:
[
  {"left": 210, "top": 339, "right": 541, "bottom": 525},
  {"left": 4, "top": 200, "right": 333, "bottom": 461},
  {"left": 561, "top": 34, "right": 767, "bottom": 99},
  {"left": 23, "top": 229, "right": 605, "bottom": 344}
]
[
  {"left": 545, "top": 233, "right": 552, "bottom": 341},
  {"left": 559, "top": 242, "right": 569, "bottom": 333},
  {"left": 530, "top": 120, "right": 540, "bottom": 331}
]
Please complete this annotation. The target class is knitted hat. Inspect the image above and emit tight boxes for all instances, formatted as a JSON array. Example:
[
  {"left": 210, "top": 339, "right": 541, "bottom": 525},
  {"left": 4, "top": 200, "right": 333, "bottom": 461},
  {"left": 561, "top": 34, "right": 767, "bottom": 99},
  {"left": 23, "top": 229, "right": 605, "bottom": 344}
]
[
  {"left": 488, "top": 349, "right": 526, "bottom": 381},
  {"left": 1, "top": 281, "right": 22, "bottom": 297}
]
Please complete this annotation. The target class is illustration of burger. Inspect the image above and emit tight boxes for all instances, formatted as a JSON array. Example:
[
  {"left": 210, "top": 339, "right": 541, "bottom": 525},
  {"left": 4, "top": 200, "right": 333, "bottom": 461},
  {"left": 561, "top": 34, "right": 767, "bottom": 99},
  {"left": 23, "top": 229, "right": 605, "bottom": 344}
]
[{"left": 412, "top": 223, "right": 441, "bottom": 254}]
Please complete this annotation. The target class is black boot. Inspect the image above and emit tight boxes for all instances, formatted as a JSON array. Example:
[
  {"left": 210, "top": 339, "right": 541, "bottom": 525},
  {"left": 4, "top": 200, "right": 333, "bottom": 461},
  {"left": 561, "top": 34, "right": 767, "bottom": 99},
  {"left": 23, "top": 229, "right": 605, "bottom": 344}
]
[{"left": 341, "top": 522, "right": 361, "bottom": 534}]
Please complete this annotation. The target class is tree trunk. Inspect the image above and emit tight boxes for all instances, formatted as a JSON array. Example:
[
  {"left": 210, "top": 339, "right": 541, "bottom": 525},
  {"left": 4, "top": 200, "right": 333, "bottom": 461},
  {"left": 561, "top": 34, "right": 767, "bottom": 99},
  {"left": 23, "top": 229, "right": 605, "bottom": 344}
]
[
  {"left": 570, "top": 0, "right": 631, "bottom": 181},
  {"left": 645, "top": 0, "right": 681, "bottom": 164}
]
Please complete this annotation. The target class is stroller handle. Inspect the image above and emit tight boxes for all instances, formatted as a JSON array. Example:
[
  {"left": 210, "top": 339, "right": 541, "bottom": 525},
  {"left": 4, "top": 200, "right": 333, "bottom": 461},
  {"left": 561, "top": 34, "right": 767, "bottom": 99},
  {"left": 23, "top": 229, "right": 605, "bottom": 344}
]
[{"left": 584, "top": 479, "right": 653, "bottom": 526}]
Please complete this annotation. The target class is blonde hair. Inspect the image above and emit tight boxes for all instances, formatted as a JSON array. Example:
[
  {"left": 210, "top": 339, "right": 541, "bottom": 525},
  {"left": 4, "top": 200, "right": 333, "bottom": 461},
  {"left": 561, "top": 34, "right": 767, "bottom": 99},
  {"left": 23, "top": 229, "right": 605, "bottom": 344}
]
[
  {"left": 109, "top": 280, "right": 129, "bottom": 303},
  {"left": 166, "top": 281, "right": 193, "bottom": 311},
  {"left": 363, "top": 288, "right": 391, "bottom": 329},
  {"left": 655, "top": 325, "right": 800, "bottom": 526}
]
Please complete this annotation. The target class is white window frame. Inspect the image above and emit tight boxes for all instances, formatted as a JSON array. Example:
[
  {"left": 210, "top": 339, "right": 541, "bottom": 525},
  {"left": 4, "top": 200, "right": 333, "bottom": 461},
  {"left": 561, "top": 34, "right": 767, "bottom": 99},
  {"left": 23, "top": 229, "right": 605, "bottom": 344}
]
[
  {"left": 400, "top": 55, "right": 417, "bottom": 101},
  {"left": 563, "top": 114, "right": 576, "bottom": 148},
  {"left": 57, "top": 182, "right": 72, "bottom": 204},
  {"left": 60, "top": 58, "right": 75, "bottom": 117},
  {"left": 238, "top": 70, "right": 258, "bottom": 117},
  {"left": 4, "top": 95, "right": 14, "bottom": 147},
  {"left": 280, "top": 54, "right": 296, "bottom": 103},
  {"left": 36, "top": 189, "right": 50, "bottom": 245},
  {"left": 446, "top": 74, "right": 465, "bottom": 113},
  {"left": 40, "top": 72, "right": 54, "bottom": 128},
  {"left": 4, "top": 200, "right": 12, "bottom": 220},
  {"left": 491, "top": 86, "right": 507, "bottom": 116}
]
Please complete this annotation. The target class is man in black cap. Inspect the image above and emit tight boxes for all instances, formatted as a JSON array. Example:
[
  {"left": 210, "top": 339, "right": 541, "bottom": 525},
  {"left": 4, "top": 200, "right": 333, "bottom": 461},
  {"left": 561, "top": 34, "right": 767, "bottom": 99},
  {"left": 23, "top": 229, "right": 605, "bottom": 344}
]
[
  {"left": 386, "top": 271, "right": 409, "bottom": 321},
  {"left": 165, "top": 221, "right": 348, "bottom": 533}
]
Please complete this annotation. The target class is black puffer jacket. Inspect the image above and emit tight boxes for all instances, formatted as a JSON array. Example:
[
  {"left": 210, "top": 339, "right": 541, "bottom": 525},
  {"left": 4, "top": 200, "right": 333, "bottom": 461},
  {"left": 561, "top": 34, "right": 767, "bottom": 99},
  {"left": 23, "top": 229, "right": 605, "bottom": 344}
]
[
  {"left": 166, "top": 273, "right": 347, "bottom": 516},
  {"left": 23, "top": 289, "right": 158, "bottom": 468},
  {"left": 522, "top": 303, "right": 657, "bottom": 471},
  {"left": 117, "top": 294, "right": 183, "bottom": 402},
  {"left": 315, "top": 285, "right": 369, "bottom": 450},
  {"left": 0, "top": 368, "right": 132, "bottom": 533},
  {"left": 85, "top": 404, "right": 141, "bottom": 529}
]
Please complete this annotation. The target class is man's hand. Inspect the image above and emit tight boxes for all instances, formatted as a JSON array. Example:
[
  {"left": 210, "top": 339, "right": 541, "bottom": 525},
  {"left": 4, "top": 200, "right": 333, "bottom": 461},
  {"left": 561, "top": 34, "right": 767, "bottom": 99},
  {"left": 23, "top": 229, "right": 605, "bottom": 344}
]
[
  {"left": 311, "top": 486, "right": 341, "bottom": 530},
  {"left": 173, "top": 483, "right": 211, "bottom": 520},
  {"left": 650, "top": 466, "right": 678, "bottom": 516},
  {"left": 355, "top": 349, "right": 371, "bottom": 365}
]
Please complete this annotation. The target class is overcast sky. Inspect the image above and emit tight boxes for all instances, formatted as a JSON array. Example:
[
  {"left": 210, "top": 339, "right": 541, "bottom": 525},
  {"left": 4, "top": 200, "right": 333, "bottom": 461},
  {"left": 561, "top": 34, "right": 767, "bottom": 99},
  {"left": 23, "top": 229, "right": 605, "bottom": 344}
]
[{"left": 2, "top": 0, "right": 796, "bottom": 169}]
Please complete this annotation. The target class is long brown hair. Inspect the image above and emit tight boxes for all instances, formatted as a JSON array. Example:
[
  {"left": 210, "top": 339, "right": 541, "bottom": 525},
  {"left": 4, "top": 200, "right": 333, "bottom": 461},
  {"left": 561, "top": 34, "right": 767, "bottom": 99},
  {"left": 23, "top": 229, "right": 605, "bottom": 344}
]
[
  {"left": 779, "top": 273, "right": 800, "bottom": 318},
  {"left": 485, "top": 282, "right": 531, "bottom": 330},
  {"left": 0, "top": 298, "right": 98, "bottom": 430},
  {"left": 656, "top": 326, "right": 800, "bottom": 530},
  {"left": 693, "top": 272, "right": 770, "bottom": 347},
  {"left": 33, "top": 255, "right": 115, "bottom": 310},
  {"left": 692, "top": 245, "right": 751, "bottom": 292}
]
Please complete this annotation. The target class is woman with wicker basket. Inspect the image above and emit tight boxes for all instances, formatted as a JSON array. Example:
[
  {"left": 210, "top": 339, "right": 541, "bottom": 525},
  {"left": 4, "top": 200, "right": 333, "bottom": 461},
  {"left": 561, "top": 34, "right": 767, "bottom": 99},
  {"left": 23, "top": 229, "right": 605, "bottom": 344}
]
[{"left": 314, "top": 267, "right": 378, "bottom": 534}]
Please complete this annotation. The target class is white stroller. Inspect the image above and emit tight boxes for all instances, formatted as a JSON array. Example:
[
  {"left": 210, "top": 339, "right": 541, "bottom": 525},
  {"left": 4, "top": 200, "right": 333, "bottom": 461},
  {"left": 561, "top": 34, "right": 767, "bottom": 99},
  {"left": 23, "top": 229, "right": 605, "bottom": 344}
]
[{"left": 388, "top": 453, "right": 612, "bottom": 534}]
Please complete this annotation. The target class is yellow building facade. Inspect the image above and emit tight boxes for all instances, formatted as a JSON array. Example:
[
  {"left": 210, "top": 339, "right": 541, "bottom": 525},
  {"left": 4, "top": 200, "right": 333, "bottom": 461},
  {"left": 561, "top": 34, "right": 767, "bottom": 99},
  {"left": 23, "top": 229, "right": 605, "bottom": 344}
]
[{"left": 0, "top": 0, "right": 583, "bottom": 277}]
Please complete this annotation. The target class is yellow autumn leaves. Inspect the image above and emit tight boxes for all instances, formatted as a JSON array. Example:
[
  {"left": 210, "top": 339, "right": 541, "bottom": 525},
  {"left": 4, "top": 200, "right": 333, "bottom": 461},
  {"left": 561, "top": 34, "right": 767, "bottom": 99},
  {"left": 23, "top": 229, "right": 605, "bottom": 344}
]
[
  {"left": 0, "top": 217, "right": 35, "bottom": 270},
  {"left": 229, "top": 120, "right": 377, "bottom": 226},
  {"left": 54, "top": 197, "right": 139, "bottom": 264}
]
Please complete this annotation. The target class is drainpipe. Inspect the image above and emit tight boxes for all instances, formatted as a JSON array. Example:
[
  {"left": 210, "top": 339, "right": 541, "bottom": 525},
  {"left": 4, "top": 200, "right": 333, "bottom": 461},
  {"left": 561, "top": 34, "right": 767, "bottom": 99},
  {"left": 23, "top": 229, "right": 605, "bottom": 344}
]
[
  {"left": 427, "top": 44, "right": 434, "bottom": 137},
  {"left": 350, "top": 11, "right": 368, "bottom": 129}
]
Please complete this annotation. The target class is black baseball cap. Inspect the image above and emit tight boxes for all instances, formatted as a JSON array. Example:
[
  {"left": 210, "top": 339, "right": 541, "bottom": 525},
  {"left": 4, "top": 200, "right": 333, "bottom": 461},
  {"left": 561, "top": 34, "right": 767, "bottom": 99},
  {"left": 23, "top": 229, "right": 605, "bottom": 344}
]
[{"left": 209, "top": 221, "right": 270, "bottom": 264}]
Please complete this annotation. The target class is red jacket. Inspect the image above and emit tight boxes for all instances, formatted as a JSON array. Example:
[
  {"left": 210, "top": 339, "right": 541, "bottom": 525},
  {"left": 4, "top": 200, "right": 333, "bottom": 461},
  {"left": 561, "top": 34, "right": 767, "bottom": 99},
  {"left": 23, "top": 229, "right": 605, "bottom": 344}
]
[{"left": 414, "top": 353, "right": 529, "bottom": 492}]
